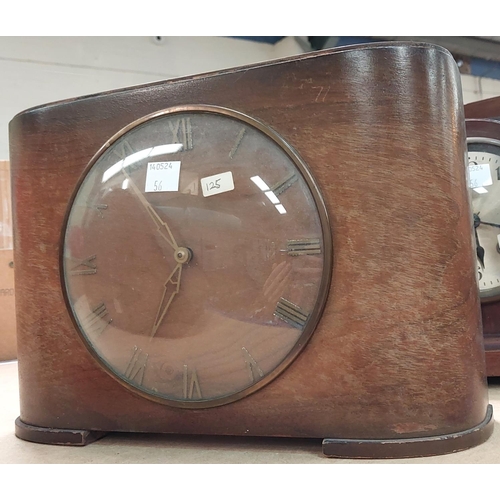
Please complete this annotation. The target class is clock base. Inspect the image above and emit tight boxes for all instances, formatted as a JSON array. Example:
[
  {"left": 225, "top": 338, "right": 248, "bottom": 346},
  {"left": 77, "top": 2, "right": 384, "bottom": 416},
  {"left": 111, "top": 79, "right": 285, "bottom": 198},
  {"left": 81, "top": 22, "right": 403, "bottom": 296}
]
[
  {"left": 14, "top": 417, "right": 108, "bottom": 446},
  {"left": 322, "top": 404, "right": 494, "bottom": 459},
  {"left": 14, "top": 405, "right": 494, "bottom": 458}
]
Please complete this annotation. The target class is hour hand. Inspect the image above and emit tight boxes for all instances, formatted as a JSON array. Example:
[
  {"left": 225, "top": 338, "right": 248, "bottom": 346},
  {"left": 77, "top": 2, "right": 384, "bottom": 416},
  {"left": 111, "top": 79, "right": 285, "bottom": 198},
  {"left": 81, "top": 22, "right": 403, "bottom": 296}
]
[
  {"left": 123, "top": 171, "right": 178, "bottom": 250},
  {"left": 150, "top": 245, "right": 192, "bottom": 337},
  {"left": 151, "top": 263, "right": 182, "bottom": 337},
  {"left": 475, "top": 227, "right": 486, "bottom": 269}
]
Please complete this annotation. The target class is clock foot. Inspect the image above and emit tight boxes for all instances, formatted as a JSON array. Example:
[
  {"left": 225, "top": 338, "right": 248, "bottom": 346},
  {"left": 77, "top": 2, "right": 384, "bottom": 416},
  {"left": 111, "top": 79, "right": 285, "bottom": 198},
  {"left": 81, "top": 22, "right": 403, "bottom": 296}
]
[
  {"left": 322, "top": 404, "right": 494, "bottom": 459},
  {"left": 15, "top": 417, "right": 108, "bottom": 446}
]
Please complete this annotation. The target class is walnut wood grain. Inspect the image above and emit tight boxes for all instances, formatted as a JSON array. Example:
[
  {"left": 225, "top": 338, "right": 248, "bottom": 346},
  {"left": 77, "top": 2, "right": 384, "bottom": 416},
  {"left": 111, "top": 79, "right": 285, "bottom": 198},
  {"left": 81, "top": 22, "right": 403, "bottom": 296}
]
[
  {"left": 323, "top": 404, "right": 494, "bottom": 459},
  {"left": 9, "top": 42, "right": 492, "bottom": 457},
  {"left": 465, "top": 96, "right": 500, "bottom": 120}
]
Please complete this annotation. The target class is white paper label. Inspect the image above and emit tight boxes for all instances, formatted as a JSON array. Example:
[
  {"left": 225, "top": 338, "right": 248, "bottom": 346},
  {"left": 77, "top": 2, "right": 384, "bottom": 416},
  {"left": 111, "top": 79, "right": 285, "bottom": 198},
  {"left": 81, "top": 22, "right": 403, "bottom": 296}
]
[
  {"left": 145, "top": 161, "right": 181, "bottom": 192},
  {"left": 468, "top": 163, "right": 493, "bottom": 189},
  {"left": 201, "top": 171, "right": 234, "bottom": 197}
]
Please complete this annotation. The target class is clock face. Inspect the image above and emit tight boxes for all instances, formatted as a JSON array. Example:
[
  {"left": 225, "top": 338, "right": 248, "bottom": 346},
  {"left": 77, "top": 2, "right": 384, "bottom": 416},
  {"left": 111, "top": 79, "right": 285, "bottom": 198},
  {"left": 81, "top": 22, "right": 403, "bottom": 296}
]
[
  {"left": 61, "top": 105, "right": 332, "bottom": 408},
  {"left": 468, "top": 138, "right": 500, "bottom": 301}
]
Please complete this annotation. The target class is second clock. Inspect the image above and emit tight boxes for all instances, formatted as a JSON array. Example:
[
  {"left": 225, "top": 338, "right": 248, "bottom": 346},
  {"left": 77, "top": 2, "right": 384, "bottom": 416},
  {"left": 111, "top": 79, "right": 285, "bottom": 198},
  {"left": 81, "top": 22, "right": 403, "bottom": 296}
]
[
  {"left": 465, "top": 98, "right": 500, "bottom": 375},
  {"left": 468, "top": 137, "right": 500, "bottom": 300}
]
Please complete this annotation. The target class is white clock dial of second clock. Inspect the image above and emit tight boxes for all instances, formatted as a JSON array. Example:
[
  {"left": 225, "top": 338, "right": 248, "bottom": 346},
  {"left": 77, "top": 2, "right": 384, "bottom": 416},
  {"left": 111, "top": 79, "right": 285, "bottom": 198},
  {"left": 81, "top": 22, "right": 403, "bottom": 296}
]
[{"left": 468, "top": 141, "right": 500, "bottom": 300}]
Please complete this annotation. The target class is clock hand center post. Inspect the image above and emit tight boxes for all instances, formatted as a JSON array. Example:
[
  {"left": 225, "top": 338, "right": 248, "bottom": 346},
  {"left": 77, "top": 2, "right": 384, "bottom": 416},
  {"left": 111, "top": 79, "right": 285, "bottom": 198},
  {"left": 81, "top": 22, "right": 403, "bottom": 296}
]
[
  {"left": 174, "top": 247, "right": 193, "bottom": 265},
  {"left": 474, "top": 212, "right": 500, "bottom": 229}
]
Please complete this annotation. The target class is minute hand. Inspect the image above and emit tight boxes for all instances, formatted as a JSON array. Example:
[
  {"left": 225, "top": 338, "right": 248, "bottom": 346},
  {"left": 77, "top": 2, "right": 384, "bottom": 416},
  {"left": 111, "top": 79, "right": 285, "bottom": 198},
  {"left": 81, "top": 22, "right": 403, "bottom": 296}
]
[
  {"left": 479, "top": 220, "right": 500, "bottom": 229},
  {"left": 123, "top": 171, "right": 178, "bottom": 250}
]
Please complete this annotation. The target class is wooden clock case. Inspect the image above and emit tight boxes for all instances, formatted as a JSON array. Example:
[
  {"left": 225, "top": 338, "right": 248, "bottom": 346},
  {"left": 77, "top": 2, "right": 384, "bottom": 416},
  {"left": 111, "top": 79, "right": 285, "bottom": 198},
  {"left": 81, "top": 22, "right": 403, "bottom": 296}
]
[
  {"left": 465, "top": 96, "right": 500, "bottom": 376},
  {"left": 10, "top": 42, "right": 493, "bottom": 458}
]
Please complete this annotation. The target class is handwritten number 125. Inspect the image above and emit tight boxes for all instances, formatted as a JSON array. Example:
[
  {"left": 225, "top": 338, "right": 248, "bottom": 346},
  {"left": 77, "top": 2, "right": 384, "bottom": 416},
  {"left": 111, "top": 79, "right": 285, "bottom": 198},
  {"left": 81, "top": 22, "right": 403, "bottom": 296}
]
[{"left": 206, "top": 179, "right": 221, "bottom": 191}]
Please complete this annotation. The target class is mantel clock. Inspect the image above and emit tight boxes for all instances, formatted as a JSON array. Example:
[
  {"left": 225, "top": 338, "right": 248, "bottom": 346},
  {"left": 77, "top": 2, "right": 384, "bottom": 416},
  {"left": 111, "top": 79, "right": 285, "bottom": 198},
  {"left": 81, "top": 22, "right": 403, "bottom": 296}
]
[{"left": 10, "top": 42, "right": 493, "bottom": 458}]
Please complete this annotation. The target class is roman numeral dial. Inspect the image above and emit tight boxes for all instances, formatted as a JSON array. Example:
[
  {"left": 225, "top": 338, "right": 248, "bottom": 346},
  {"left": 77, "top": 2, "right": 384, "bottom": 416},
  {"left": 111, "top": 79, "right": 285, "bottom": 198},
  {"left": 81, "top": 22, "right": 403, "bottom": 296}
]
[
  {"left": 125, "top": 346, "right": 149, "bottom": 385},
  {"left": 271, "top": 173, "right": 298, "bottom": 196},
  {"left": 229, "top": 128, "right": 246, "bottom": 159},
  {"left": 274, "top": 298, "right": 309, "bottom": 329},
  {"left": 242, "top": 347, "right": 264, "bottom": 383},
  {"left": 169, "top": 118, "right": 193, "bottom": 151},
  {"left": 81, "top": 302, "right": 112, "bottom": 336},
  {"left": 110, "top": 139, "right": 134, "bottom": 162},
  {"left": 62, "top": 106, "right": 330, "bottom": 408},
  {"left": 183, "top": 365, "right": 202, "bottom": 399},
  {"left": 69, "top": 255, "right": 97, "bottom": 275},
  {"left": 287, "top": 238, "right": 321, "bottom": 256}
]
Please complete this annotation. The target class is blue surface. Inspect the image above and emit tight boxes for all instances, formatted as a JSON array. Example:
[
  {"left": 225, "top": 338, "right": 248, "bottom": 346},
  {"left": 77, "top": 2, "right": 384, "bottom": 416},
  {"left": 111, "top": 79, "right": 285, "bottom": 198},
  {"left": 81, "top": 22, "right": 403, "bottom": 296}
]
[
  {"left": 230, "top": 36, "right": 285, "bottom": 44},
  {"left": 470, "top": 57, "right": 500, "bottom": 80},
  {"left": 334, "top": 36, "right": 385, "bottom": 47}
]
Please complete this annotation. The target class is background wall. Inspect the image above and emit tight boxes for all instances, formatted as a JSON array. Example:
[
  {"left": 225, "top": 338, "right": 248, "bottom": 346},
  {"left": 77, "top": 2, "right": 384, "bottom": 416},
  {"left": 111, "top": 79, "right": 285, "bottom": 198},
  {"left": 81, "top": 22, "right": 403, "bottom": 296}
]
[
  {"left": 0, "top": 36, "right": 303, "bottom": 160},
  {"left": 1, "top": 36, "right": 498, "bottom": 159},
  {"left": 462, "top": 73, "right": 500, "bottom": 105}
]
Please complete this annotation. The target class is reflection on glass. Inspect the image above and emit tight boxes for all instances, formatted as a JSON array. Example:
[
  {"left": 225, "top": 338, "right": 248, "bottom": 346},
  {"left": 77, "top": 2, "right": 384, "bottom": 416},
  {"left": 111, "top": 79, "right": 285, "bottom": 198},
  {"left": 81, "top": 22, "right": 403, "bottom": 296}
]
[
  {"left": 250, "top": 175, "right": 270, "bottom": 191},
  {"left": 102, "top": 143, "right": 183, "bottom": 183},
  {"left": 265, "top": 191, "right": 280, "bottom": 204},
  {"left": 251, "top": 175, "right": 286, "bottom": 215}
]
